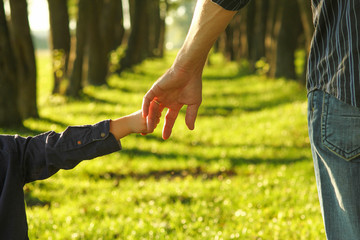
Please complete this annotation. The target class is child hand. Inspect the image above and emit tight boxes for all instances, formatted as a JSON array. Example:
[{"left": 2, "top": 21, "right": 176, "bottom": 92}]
[
  {"left": 126, "top": 110, "right": 148, "bottom": 134},
  {"left": 110, "top": 107, "right": 161, "bottom": 140},
  {"left": 126, "top": 108, "right": 162, "bottom": 134}
]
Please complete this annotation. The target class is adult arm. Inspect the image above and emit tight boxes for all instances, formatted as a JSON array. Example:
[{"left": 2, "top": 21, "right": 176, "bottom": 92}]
[{"left": 142, "top": 0, "right": 243, "bottom": 140}]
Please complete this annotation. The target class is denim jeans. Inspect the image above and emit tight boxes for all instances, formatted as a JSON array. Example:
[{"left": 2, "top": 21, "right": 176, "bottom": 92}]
[{"left": 308, "top": 90, "right": 360, "bottom": 240}]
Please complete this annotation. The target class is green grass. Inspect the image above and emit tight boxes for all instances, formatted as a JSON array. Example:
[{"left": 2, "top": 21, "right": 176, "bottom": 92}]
[{"left": 3, "top": 52, "right": 324, "bottom": 239}]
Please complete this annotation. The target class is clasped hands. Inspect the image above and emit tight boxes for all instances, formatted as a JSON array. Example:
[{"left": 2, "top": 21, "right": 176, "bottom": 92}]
[{"left": 142, "top": 65, "right": 202, "bottom": 140}]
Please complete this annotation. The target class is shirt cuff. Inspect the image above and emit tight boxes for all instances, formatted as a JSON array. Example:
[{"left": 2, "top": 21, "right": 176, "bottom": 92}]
[
  {"left": 88, "top": 119, "right": 122, "bottom": 152},
  {"left": 211, "top": 0, "right": 250, "bottom": 11}
]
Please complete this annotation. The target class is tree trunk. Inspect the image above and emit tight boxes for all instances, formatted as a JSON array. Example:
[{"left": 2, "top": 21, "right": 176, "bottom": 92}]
[
  {"left": 105, "top": 0, "right": 124, "bottom": 52},
  {"left": 88, "top": 0, "right": 124, "bottom": 85},
  {"left": 265, "top": 0, "right": 282, "bottom": 78},
  {"left": 238, "top": 8, "right": 249, "bottom": 60},
  {"left": 47, "top": 0, "right": 71, "bottom": 94},
  {"left": 297, "top": 0, "right": 314, "bottom": 82},
  {"left": 225, "top": 22, "right": 235, "bottom": 61},
  {"left": 119, "top": 0, "right": 150, "bottom": 71},
  {"left": 274, "top": 0, "right": 302, "bottom": 79},
  {"left": 147, "top": 0, "right": 157, "bottom": 57},
  {"left": 157, "top": 0, "right": 167, "bottom": 58},
  {"left": 66, "top": 0, "right": 89, "bottom": 97},
  {"left": 147, "top": 0, "right": 164, "bottom": 58},
  {"left": 246, "top": 0, "right": 255, "bottom": 65},
  {"left": 0, "top": 0, "right": 22, "bottom": 126},
  {"left": 248, "top": 0, "right": 268, "bottom": 69},
  {"left": 9, "top": 0, "right": 38, "bottom": 119},
  {"left": 87, "top": 0, "right": 108, "bottom": 86},
  {"left": 221, "top": 9, "right": 248, "bottom": 62}
]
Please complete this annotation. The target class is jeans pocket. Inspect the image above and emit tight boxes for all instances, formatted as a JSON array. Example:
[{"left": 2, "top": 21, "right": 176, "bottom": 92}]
[{"left": 321, "top": 93, "right": 360, "bottom": 161}]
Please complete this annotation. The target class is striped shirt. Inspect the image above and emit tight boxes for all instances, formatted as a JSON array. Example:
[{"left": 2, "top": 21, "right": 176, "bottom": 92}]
[
  {"left": 212, "top": 0, "right": 360, "bottom": 108},
  {"left": 211, "top": 0, "right": 250, "bottom": 11}
]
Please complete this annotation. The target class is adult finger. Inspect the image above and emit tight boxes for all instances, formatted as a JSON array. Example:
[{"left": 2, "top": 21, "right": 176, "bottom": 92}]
[
  {"left": 185, "top": 104, "right": 200, "bottom": 130},
  {"left": 142, "top": 89, "right": 156, "bottom": 118},
  {"left": 162, "top": 108, "right": 181, "bottom": 140},
  {"left": 147, "top": 100, "right": 163, "bottom": 133}
]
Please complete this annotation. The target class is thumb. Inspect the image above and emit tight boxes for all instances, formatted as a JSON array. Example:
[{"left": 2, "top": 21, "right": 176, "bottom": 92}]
[{"left": 185, "top": 104, "right": 199, "bottom": 130}]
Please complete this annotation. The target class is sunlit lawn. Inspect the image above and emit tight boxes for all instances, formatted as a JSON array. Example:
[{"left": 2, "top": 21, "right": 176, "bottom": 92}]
[{"left": 2, "top": 51, "right": 325, "bottom": 239}]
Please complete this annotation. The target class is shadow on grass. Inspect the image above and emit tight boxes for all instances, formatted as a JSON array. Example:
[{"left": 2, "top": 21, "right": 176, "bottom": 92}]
[
  {"left": 199, "top": 105, "right": 238, "bottom": 117},
  {"left": 137, "top": 134, "right": 164, "bottom": 142},
  {"left": 199, "top": 90, "right": 305, "bottom": 117},
  {"left": 24, "top": 191, "right": 50, "bottom": 208},
  {"left": 108, "top": 81, "right": 149, "bottom": 95},
  {"left": 93, "top": 166, "right": 237, "bottom": 183},
  {"left": 202, "top": 64, "right": 252, "bottom": 81},
  {"left": 92, "top": 151, "right": 308, "bottom": 182},
  {"left": 39, "top": 117, "right": 69, "bottom": 129},
  {"left": 1, "top": 125, "right": 44, "bottom": 137},
  {"left": 2, "top": 117, "right": 69, "bottom": 137},
  {"left": 121, "top": 145, "right": 310, "bottom": 168},
  {"left": 79, "top": 92, "right": 113, "bottom": 105},
  {"left": 109, "top": 85, "right": 136, "bottom": 93}
]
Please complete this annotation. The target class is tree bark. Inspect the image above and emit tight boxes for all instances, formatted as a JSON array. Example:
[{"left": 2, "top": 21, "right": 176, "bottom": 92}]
[
  {"left": 221, "top": 9, "right": 248, "bottom": 62},
  {"left": 246, "top": 0, "right": 255, "bottom": 64},
  {"left": 88, "top": 0, "right": 124, "bottom": 85},
  {"left": 238, "top": 9, "right": 249, "bottom": 60},
  {"left": 66, "top": 0, "right": 89, "bottom": 97},
  {"left": 265, "top": 0, "right": 283, "bottom": 78},
  {"left": 297, "top": 0, "right": 314, "bottom": 82},
  {"left": 147, "top": 0, "right": 165, "bottom": 58},
  {"left": 103, "top": 0, "right": 124, "bottom": 52},
  {"left": 47, "top": 0, "right": 71, "bottom": 94},
  {"left": 274, "top": 0, "right": 302, "bottom": 79},
  {"left": 224, "top": 22, "right": 235, "bottom": 61},
  {"left": 87, "top": 0, "right": 108, "bottom": 85},
  {"left": 119, "top": 0, "right": 150, "bottom": 71},
  {"left": 0, "top": 0, "right": 22, "bottom": 126},
  {"left": 248, "top": 0, "right": 268, "bottom": 69},
  {"left": 156, "top": 0, "right": 167, "bottom": 58},
  {"left": 297, "top": 0, "right": 313, "bottom": 52},
  {"left": 9, "top": 0, "right": 38, "bottom": 119}
]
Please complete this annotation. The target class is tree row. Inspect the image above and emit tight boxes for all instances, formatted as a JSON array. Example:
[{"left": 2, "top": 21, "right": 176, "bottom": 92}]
[{"left": 0, "top": 0, "right": 312, "bottom": 127}]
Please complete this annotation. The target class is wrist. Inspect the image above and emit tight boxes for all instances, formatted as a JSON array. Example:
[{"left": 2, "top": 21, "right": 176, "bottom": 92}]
[
  {"left": 173, "top": 48, "right": 207, "bottom": 76},
  {"left": 109, "top": 117, "right": 132, "bottom": 140},
  {"left": 122, "top": 115, "right": 134, "bottom": 135},
  {"left": 173, "top": 0, "right": 236, "bottom": 74}
]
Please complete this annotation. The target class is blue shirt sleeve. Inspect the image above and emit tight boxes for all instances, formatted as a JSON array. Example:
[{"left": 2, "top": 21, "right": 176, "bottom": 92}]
[
  {"left": 211, "top": 0, "right": 251, "bottom": 11},
  {"left": 0, "top": 120, "right": 122, "bottom": 238},
  {"left": 10, "top": 120, "right": 121, "bottom": 183}
]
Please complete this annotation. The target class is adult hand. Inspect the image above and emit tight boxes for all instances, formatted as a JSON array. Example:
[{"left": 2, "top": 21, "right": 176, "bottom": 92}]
[
  {"left": 142, "top": 65, "right": 202, "bottom": 140},
  {"left": 142, "top": 0, "right": 236, "bottom": 140}
]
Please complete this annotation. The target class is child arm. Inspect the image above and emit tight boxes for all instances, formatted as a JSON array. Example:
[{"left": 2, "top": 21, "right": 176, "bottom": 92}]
[
  {"left": 7, "top": 110, "right": 160, "bottom": 184},
  {"left": 110, "top": 108, "right": 161, "bottom": 140},
  {"left": 110, "top": 110, "right": 146, "bottom": 140}
]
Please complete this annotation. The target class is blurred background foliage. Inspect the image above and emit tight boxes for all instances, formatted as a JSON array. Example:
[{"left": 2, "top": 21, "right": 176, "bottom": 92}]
[{"left": 0, "top": 0, "right": 312, "bottom": 127}]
